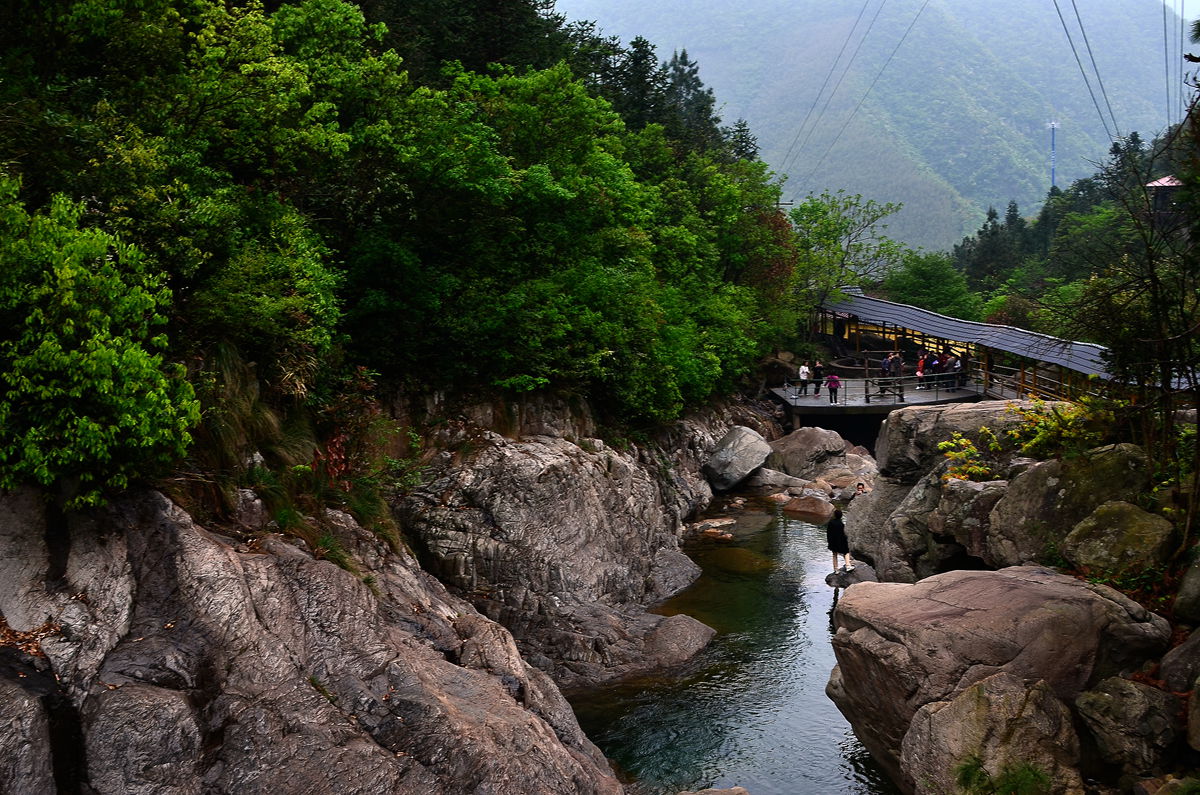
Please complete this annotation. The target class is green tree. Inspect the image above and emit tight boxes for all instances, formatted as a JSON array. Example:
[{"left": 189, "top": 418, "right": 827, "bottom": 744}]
[
  {"left": 882, "top": 250, "right": 982, "bottom": 320},
  {"left": 790, "top": 190, "right": 904, "bottom": 309},
  {"left": 0, "top": 179, "right": 198, "bottom": 507}
]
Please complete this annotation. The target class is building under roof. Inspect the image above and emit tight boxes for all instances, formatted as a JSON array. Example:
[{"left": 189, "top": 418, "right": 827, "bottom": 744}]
[{"left": 820, "top": 288, "right": 1110, "bottom": 380}]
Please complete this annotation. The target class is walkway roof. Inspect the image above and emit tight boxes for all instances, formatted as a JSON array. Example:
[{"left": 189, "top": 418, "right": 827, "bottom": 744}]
[{"left": 822, "top": 289, "right": 1111, "bottom": 379}]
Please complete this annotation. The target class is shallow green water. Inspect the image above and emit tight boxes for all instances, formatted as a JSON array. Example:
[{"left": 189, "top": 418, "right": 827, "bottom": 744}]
[{"left": 570, "top": 509, "right": 901, "bottom": 795}]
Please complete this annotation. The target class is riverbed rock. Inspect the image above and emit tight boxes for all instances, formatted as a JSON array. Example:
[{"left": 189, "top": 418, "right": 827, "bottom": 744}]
[
  {"left": 0, "top": 489, "right": 623, "bottom": 794},
  {"left": 825, "top": 562, "right": 878, "bottom": 589},
  {"left": 738, "top": 467, "right": 814, "bottom": 496},
  {"left": 780, "top": 495, "right": 835, "bottom": 524},
  {"left": 1059, "top": 501, "right": 1176, "bottom": 577},
  {"left": 827, "top": 566, "right": 1171, "bottom": 781},
  {"left": 703, "top": 426, "right": 773, "bottom": 491},
  {"left": 766, "top": 426, "right": 847, "bottom": 480},
  {"left": 900, "top": 672, "right": 1084, "bottom": 795},
  {"left": 1075, "top": 676, "right": 1181, "bottom": 776}
]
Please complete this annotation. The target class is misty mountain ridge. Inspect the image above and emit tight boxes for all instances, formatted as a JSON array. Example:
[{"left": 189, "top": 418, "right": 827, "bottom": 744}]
[{"left": 553, "top": 0, "right": 1185, "bottom": 249}]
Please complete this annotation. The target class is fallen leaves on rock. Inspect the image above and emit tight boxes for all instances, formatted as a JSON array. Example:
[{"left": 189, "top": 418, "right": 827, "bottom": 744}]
[{"left": 0, "top": 615, "right": 61, "bottom": 658}]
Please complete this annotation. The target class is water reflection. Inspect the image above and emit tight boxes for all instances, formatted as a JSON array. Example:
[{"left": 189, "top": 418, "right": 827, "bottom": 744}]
[{"left": 570, "top": 510, "right": 900, "bottom": 795}]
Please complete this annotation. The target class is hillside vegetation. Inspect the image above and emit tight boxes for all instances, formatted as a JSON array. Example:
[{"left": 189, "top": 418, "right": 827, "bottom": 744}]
[{"left": 554, "top": 0, "right": 1180, "bottom": 249}]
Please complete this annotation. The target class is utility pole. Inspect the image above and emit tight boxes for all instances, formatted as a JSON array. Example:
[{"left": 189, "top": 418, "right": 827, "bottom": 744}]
[{"left": 1047, "top": 121, "right": 1059, "bottom": 188}]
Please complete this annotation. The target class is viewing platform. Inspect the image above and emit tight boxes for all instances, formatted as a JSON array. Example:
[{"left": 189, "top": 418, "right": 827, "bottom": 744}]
[{"left": 772, "top": 376, "right": 987, "bottom": 418}]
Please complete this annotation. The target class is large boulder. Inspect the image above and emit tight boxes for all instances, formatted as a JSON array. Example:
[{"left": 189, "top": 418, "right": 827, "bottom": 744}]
[
  {"left": 876, "top": 401, "right": 1044, "bottom": 483},
  {"left": 900, "top": 673, "right": 1084, "bottom": 795},
  {"left": 986, "top": 444, "right": 1153, "bottom": 567},
  {"left": 1059, "top": 501, "right": 1176, "bottom": 576},
  {"left": 844, "top": 477, "right": 926, "bottom": 583},
  {"left": 780, "top": 495, "right": 835, "bottom": 524},
  {"left": 400, "top": 428, "right": 714, "bottom": 688},
  {"left": 703, "top": 426, "right": 773, "bottom": 491},
  {"left": 1075, "top": 676, "right": 1182, "bottom": 777},
  {"left": 765, "top": 427, "right": 847, "bottom": 480},
  {"left": 1173, "top": 563, "right": 1200, "bottom": 624},
  {"left": 827, "top": 566, "right": 1170, "bottom": 780},
  {"left": 0, "top": 490, "right": 624, "bottom": 795},
  {"left": 1160, "top": 628, "right": 1200, "bottom": 692}
]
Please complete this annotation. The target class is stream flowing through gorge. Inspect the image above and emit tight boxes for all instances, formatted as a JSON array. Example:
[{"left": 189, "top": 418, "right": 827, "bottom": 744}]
[{"left": 570, "top": 504, "right": 902, "bottom": 794}]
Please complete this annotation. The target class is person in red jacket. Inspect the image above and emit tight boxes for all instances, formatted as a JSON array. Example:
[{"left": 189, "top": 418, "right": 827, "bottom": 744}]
[{"left": 824, "top": 372, "right": 841, "bottom": 404}]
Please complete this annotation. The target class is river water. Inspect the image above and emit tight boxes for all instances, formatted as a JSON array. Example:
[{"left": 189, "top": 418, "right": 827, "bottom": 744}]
[{"left": 570, "top": 506, "right": 901, "bottom": 795}]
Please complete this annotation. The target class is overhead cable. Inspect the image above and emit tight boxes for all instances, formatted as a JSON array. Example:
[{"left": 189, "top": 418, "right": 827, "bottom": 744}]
[
  {"left": 1051, "top": 0, "right": 1114, "bottom": 141},
  {"left": 796, "top": 0, "right": 931, "bottom": 192},
  {"left": 778, "top": 0, "right": 874, "bottom": 176},
  {"left": 1070, "top": 0, "right": 1121, "bottom": 137},
  {"left": 782, "top": 0, "right": 888, "bottom": 177}
]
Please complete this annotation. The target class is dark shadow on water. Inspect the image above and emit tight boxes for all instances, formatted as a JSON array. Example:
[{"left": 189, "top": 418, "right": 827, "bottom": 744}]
[{"left": 569, "top": 511, "right": 901, "bottom": 795}]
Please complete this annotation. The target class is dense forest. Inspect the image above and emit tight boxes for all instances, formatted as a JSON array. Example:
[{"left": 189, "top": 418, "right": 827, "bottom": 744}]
[
  {"left": 0, "top": 0, "right": 812, "bottom": 516},
  {"left": 0, "top": 0, "right": 1196, "bottom": 545}
]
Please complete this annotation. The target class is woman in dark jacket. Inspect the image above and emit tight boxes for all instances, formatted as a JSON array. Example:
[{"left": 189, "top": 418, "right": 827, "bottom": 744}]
[{"left": 826, "top": 509, "right": 853, "bottom": 572}]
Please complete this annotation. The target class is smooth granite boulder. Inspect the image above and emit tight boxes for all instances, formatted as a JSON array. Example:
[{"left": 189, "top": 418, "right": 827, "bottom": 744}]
[
  {"left": 703, "top": 426, "right": 773, "bottom": 491},
  {"left": 827, "top": 566, "right": 1170, "bottom": 782},
  {"left": 900, "top": 672, "right": 1084, "bottom": 795}
]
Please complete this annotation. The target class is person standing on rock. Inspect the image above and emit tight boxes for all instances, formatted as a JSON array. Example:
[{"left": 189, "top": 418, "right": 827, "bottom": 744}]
[
  {"left": 824, "top": 371, "right": 841, "bottom": 404},
  {"left": 826, "top": 509, "right": 853, "bottom": 572},
  {"left": 811, "top": 360, "right": 824, "bottom": 397}
]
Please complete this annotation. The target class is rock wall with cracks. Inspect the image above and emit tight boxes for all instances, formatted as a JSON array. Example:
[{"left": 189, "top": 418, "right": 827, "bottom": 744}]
[
  {"left": 393, "top": 394, "right": 782, "bottom": 689},
  {"left": 0, "top": 488, "right": 624, "bottom": 794}
]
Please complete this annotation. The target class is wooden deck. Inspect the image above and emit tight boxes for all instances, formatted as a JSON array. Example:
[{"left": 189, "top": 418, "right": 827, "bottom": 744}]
[{"left": 771, "top": 376, "right": 991, "bottom": 416}]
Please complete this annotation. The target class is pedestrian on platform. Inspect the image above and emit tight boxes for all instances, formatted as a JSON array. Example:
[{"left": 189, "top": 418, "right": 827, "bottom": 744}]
[
  {"left": 825, "top": 372, "right": 841, "bottom": 404},
  {"left": 798, "top": 361, "right": 811, "bottom": 395},
  {"left": 812, "top": 361, "right": 824, "bottom": 397}
]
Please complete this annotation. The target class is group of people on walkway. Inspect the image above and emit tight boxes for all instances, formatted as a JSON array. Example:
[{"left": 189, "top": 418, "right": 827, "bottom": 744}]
[
  {"left": 795, "top": 360, "right": 841, "bottom": 404},
  {"left": 914, "top": 348, "right": 968, "bottom": 391}
]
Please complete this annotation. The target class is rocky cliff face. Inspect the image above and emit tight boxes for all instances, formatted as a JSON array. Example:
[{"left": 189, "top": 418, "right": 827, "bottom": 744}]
[
  {"left": 830, "top": 400, "right": 1197, "bottom": 793},
  {"left": 0, "top": 392, "right": 781, "bottom": 793},
  {"left": 394, "top": 395, "right": 780, "bottom": 688},
  {"left": 0, "top": 488, "right": 623, "bottom": 794}
]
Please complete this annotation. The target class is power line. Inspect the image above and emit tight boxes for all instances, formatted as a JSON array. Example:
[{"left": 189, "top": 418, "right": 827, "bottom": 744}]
[
  {"left": 797, "top": 0, "right": 931, "bottom": 191},
  {"left": 1069, "top": 0, "right": 1120, "bottom": 138},
  {"left": 1051, "top": 0, "right": 1114, "bottom": 141},
  {"left": 781, "top": 0, "right": 889, "bottom": 179},
  {"left": 1165, "top": 0, "right": 1175, "bottom": 128},
  {"left": 778, "top": 0, "right": 874, "bottom": 175}
]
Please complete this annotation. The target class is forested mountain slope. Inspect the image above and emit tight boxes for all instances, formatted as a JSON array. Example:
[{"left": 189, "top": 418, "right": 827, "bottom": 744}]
[{"left": 554, "top": 0, "right": 1182, "bottom": 248}]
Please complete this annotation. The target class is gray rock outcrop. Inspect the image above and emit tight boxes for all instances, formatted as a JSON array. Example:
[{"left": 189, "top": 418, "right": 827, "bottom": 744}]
[
  {"left": 985, "top": 443, "right": 1152, "bottom": 566},
  {"left": 876, "top": 401, "right": 1046, "bottom": 482},
  {"left": 900, "top": 673, "right": 1084, "bottom": 795},
  {"left": 0, "top": 489, "right": 623, "bottom": 794},
  {"left": 766, "top": 426, "right": 847, "bottom": 479},
  {"left": 397, "top": 400, "right": 778, "bottom": 689},
  {"left": 827, "top": 566, "right": 1170, "bottom": 783},
  {"left": 703, "top": 425, "right": 773, "bottom": 491},
  {"left": 1059, "top": 500, "right": 1176, "bottom": 576},
  {"left": 849, "top": 439, "right": 1155, "bottom": 580},
  {"left": 1075, "top": 676, "right": 1181, "bottom": 776},
  {"left": 399, "top": 428, "right": 716, "bottom": 689}
]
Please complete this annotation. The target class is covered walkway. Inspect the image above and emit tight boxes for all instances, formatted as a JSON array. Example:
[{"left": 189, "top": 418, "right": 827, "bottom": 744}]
[
  {"left": 774, "top": 290, "right": 1111, "bottom": 423},
  {"left": 815, "top": 289, "right": 1109, "bottom": 401}
]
